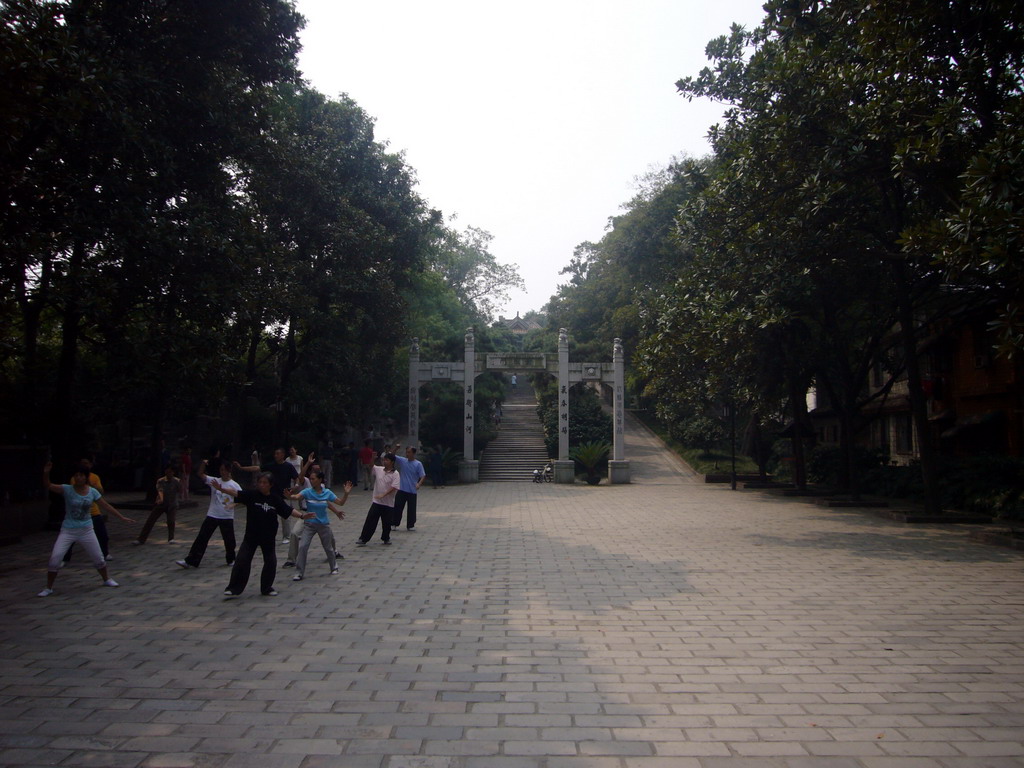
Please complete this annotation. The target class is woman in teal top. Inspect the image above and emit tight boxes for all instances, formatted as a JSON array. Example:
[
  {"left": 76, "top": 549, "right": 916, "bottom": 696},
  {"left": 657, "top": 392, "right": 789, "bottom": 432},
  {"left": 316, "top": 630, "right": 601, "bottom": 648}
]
[
  {"left": 286, "top": 471, "right": 351, "bottom": 581},
  {"left": 39, "top": 461, "right": 134, "bottom": 597}
]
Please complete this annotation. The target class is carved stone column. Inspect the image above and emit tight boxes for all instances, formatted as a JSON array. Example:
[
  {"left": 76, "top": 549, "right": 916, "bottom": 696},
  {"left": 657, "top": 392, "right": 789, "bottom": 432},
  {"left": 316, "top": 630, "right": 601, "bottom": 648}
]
[
  {"left": 608, "top": 337, "right": 631, "bottom": 483},
  {"left": 554, "top": 327, "right": 576, "bottom": 484},
  {"left": 459, "top": 327, "right": 479, "bottom": 483},
  {"left": 407, "top": 337, "right": 420, "bottom": 448}
]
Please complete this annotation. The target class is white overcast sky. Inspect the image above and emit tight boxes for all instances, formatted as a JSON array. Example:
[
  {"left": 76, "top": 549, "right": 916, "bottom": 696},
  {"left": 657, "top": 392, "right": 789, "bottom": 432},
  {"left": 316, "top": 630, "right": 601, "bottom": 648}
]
[{"left": 294, "top": 0, "right": 768, "bottom": 318}]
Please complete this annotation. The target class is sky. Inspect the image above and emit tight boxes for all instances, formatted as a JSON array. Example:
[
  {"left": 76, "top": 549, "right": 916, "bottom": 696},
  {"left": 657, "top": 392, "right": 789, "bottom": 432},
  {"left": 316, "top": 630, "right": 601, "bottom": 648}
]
[{"left": 294, "top": 0, "right": 768, "bottom": 318}]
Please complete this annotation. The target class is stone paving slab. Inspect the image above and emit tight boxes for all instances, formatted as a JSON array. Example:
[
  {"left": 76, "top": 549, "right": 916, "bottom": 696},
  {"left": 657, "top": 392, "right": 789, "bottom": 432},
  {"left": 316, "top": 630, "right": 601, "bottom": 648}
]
[{"left": 2, "top": 414, "right": 1023, "bottom": 767}]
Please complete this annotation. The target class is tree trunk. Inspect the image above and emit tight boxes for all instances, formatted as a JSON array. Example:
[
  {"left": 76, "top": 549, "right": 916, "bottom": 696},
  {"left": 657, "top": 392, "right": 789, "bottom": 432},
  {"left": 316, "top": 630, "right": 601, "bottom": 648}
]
[
  {"left": 52, "top": 240, "right": 85, "bottom": 472},
  {"left": 789, "top": 378, "right": 808, "bottom": 492},
  {"left": 17, "top": 256, "right": 52, "bottom": 404},
  {"left": 893, "top": 260, "right": 942, "bottom": 516},
  {"left": 146, "top": 400, "right": 165, "bottom": 503},
  {"left": 840, "top": 404, "right": 861, "bottom": 501}
]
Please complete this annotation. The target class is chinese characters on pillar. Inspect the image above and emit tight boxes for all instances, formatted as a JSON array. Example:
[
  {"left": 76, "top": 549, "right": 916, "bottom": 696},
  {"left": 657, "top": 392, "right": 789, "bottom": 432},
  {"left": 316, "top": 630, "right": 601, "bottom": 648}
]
[
  {"left": 559, "top": 384, "right": 569, "bottom": 436},
  {"left": 614, "top": 385, "right": 624, "bottom": 438},
  {"left": 409, "top": 385, "right": 419, "bottom": 437}
]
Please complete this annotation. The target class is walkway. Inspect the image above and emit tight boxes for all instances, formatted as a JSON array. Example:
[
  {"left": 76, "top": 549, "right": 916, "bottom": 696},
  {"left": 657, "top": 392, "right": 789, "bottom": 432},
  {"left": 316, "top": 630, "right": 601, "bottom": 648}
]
[{"left": 1, "top": 414, "right": 1023, "bottom": 767}]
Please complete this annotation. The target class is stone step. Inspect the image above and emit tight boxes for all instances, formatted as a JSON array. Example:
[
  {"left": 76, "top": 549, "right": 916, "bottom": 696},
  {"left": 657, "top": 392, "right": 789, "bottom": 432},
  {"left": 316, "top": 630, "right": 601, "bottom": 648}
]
[{"left": 479, "top": 382, "right": 550, "bottom": 481}]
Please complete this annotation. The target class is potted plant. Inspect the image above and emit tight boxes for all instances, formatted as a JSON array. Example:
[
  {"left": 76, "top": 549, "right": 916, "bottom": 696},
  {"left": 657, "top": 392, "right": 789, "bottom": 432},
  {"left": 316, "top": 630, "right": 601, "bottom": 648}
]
[{"left": 570, "top": 441, "right": 611, "bottom": 485}]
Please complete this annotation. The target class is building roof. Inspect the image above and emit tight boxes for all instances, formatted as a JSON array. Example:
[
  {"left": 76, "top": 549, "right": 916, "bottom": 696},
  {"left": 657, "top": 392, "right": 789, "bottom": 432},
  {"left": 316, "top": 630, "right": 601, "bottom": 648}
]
[{"left": 497, "top": 313, "right": 542, "bottom": 334}]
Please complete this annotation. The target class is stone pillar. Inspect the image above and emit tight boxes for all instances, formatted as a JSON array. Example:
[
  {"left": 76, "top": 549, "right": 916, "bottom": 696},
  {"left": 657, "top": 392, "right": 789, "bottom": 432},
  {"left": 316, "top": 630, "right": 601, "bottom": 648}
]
[
  {"left": 554, "top": 327, "right": 575, "bottom": 484},
  {"left": 459, "top": 327, "right": 479, "bottom": 483},
  {"left": 609, "top": 337, "right": 631, "bottom": 484},
  {"left": 407, "top": 337, "right": 420, "bottom": 448}
]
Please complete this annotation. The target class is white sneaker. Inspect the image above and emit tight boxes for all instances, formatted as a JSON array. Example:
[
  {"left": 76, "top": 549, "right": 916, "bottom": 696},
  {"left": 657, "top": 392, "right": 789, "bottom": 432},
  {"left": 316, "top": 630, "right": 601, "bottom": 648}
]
[
  {"left": 292, "top": 574, "right": 303, "bottom": 581},
  {"left": 175, "top": 560, "right": 191, "bottom": 569},
  {"left": 105, "top": 554, "right": 113, "bottom": 561},
  {"left": 103, "top": 579, "right": 119, "bottom": 588},
  {"left": 38, "top": 588, "right": 53, "bottom": 597},
  {"left": 330, "top": 568, "right": 339, "bottom": 575}
]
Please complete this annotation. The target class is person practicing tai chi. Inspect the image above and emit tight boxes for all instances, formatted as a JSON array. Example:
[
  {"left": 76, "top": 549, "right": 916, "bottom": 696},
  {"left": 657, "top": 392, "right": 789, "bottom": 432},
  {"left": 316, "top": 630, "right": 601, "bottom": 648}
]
[
  {"left": 391, "top": 444, "right": 425, "bottom": 531},
  {"left": 61, "top": 457, "right": 111, "bottom": 564},
  {"left": 176, "top": 458, "right": 240, "bottom": 569},
  {"left": 355, "top": 452, "right": 400, "bottom": 547},
  {"left": 39, "top": 461, "right": 134, "bottom": 597},
  {"left": 233, "top": 448, "right": 298, "bottom": 543},
  {"left": 285, "top": 471, "right": 352, "bottom": 581},
  {"left": 212, "top": 472, "right": 304, "bottom": 598},
  {"left": 135, "top": 464, "right": 180, "bottom": 545}
]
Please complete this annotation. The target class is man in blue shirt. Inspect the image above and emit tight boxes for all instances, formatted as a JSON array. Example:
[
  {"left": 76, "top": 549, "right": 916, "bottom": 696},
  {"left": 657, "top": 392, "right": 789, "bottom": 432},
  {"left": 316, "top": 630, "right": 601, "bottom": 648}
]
[{"left": 391, "top": 444, "right": 426, "bottom": 530}]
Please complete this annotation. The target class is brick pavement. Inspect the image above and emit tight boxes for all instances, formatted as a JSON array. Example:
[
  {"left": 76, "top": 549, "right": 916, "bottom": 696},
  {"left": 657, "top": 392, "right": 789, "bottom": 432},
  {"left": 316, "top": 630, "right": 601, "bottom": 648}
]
[{"left": 2, "top": 415, "right": 1023, "bottom": 767}]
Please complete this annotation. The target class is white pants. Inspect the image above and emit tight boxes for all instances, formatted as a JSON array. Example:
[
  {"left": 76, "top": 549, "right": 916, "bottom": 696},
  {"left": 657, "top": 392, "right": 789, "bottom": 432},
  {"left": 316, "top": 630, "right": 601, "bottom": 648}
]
[{"left": 48, "top": 527, "right": 105, "bottom": 571}]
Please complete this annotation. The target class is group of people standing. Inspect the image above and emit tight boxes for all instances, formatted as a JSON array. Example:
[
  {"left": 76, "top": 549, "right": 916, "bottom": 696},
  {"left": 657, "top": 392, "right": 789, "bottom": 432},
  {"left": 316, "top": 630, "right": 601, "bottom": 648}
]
[{"left": 37, "top": 440, "right": 432, "bottom": 600}]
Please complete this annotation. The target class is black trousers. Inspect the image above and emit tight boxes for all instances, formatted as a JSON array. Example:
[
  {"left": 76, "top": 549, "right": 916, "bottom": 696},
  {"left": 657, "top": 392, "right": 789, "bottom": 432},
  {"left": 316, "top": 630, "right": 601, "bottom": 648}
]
[
  {"left": 226, "top": 532, "right": 277, "bottom": 595},
  {"left": 359, "top": 503, "right": 392, "bottom": 543},
  {"left": 138, "top": 503, "right": 176, "bottom": 543},
  {"left": 185, "top": 516, "right": 236, "bottom": 567},
  {"left": 392, "top": 490, "right": 418, "bottom": 529}
]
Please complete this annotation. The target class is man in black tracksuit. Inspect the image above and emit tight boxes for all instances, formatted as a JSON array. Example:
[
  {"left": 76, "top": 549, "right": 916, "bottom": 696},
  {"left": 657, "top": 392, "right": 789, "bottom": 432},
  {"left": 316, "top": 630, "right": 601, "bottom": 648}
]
[{"left": 215, "top": 473, "right": 298, "bottom": 597}]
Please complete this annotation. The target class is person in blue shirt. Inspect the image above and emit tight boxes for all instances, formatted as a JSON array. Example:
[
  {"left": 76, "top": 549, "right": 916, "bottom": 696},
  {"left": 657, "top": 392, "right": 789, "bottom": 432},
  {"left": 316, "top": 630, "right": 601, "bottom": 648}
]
[
  {"left": 286, "top": 471, "right": 351, "bottom": 580},
  {"left": 391, "top": 444, "right": 426, "bottom": 531},
  {"left": 39, "top": 461, "right": 135, "bottom": 597}
]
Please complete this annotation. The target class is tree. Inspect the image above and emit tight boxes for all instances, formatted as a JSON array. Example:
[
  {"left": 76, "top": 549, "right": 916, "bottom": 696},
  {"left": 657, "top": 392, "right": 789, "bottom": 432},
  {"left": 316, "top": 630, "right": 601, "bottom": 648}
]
[
  {"left": 430, "top": 224, "right": 524, "bottom": 323},
  {"left": 664, "top": 0, "right": 1024, "bottom": 509},
  {"left": 235, "top": 83, "right": 435, "bottom": 441},
  {"left": 546, "top": 159, "right": 699, "bottom": 389},
  {"left": 0, "top": 0, "right": 304, "bottom": 466}
]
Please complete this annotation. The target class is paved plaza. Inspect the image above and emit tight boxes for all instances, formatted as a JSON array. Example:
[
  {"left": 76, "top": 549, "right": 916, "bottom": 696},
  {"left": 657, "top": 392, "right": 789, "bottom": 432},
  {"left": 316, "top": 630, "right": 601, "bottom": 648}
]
[{"left": 2, "top": 417, "right": 1023, "bottom": 767}]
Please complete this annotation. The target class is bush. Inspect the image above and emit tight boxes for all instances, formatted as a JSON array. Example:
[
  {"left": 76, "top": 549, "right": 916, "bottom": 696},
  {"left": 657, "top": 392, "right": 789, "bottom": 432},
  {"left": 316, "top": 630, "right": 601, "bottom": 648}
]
[
  {"left": 936, "top": 455, "right": 1024, "bottom": 520},
  {"left": 810, "top": 450, "right": 1024, "bottom": 519},
  {"left": 864, "top": 464, "right": 924, "bottom": 500},
  {"left": 670, "top": 414, "right": 725, "bottom": 454},
  {"left": 569, "top": 441, "right": 611, "bottom": 479},
  {"left": 806, "top": 444, "right": 889, "bottom": 487},
  {"left": 536, "top": 380, "right": 612, "bottom": 458}
]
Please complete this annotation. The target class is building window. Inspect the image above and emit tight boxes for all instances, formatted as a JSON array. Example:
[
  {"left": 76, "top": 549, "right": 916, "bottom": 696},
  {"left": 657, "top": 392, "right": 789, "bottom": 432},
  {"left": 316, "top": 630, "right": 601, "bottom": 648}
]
[
  {"left": 894, "top": 414, "right": 913, "bottom": 454},
  {"left": 874, "top": 417, "right": 890, "bottom": 453}
]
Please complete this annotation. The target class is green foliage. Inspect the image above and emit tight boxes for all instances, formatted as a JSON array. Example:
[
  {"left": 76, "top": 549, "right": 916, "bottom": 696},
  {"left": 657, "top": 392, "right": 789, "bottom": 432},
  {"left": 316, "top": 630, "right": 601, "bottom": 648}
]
[
  {"left": 806, "top": 445, "right": 889, "bottom": 488},
  {"left": 569, "top": 441, "right": 611, "bottom": 478},
  {"left": 545, "top": 159, "right": 699, "bottom": 398},
  {"left": 437, "top": 447, "right": 464, "bottom": 480},
  {"left": 637, "top": 0, "right": 1024, "bottom": 505},
  {"left": 535, "top": 378, "right": 612, "bottom": 458},
  {"left": 0, "top": 1, "right": 519, "bottom": 475},
  {"left": 672, "top": 414, "right": 726, "bottom": 454},
  {"left": 935, "top": 456, "right": 1024, "bottom": 520},
  {"left": 411, "top": 329, "right": 516, "bottom": 455},
  {"left": 857, "top": 455, "right": 1024, "bottom": 520},
  {"left": 429, "top": 224, "right": 525, "bottom": 324}
]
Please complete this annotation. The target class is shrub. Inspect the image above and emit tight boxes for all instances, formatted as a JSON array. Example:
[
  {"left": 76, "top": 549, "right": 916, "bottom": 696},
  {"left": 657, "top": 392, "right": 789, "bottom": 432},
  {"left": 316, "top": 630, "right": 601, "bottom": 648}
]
[
  {"left": 670, "top": 414, "right": 725, "bottom": 454},
  {"left": 569, "top": 441, "right": 611, "bottom": 479},
  {"left": 936, "top": 455, "right": 1024, "bottom": 520},
  {"left": 536, "top": 380, "right": 612, "bottom": 458},
  {"left": 806, "top": 444, "right": 888, "bottom": 487}
]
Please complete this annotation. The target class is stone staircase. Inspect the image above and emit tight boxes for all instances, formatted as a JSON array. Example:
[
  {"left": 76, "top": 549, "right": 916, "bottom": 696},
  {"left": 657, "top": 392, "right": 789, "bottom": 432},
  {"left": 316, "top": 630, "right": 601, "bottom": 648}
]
[{"left": 479, "top": 381, "right": 551, "bottom": 482}]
